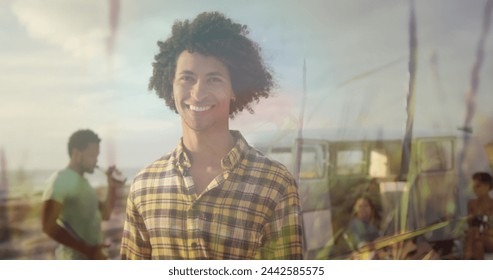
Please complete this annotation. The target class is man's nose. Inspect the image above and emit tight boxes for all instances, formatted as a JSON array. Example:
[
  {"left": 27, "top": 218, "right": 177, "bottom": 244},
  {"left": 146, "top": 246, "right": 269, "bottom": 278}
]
[{"left": 190, "top": 80, "right": 208, "bottom": 102}]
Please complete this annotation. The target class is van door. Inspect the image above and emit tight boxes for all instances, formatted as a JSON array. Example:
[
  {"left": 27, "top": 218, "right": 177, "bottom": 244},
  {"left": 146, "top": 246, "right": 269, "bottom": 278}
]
[
  {"left": 293, "top": 139, "right": 332, "bottom": 259},
  {"left": 411, "top": 138, "right": 456, "bottom": 242}
]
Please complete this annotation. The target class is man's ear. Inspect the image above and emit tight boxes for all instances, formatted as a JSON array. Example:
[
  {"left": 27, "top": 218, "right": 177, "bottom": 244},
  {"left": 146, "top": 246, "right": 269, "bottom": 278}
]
[{"left": 71, "top": 149, "right": 82, "bottom": 161}]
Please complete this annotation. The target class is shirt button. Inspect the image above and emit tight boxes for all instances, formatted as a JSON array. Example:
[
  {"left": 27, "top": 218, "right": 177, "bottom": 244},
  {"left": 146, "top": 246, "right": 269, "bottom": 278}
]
[{"left": 191, "top": 242, "right": 198, "bottom": 248}]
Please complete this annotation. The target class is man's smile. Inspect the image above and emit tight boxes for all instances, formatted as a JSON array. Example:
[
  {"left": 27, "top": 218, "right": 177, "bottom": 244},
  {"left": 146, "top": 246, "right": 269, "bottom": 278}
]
[{"left": 187, "top": 104, "right": 214, "bottom": 112}]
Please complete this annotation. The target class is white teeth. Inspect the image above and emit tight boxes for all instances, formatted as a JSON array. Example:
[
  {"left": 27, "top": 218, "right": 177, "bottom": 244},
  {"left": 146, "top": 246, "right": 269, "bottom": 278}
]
[{"left": 189, "top": 105, "right": 212, "bottom": 112}]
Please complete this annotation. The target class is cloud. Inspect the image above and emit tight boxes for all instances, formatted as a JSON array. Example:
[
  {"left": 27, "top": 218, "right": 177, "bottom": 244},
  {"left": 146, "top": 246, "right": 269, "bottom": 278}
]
[
  {"left": 2, "top": 0, "right": 493, "bottom": 170},
  {"left": 231, "top": 90, "right": 299, "bottom": 133},
  {"left": 11, "top": 0, "right": 109, "bottom": 61}
]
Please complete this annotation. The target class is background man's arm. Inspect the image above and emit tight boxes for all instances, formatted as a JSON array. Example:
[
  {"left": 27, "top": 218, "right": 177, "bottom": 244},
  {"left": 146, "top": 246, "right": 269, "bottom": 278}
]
[
  {"left": 42, "top": 199, "right": 107, "bottom": 259},
  {"left": 99, "top": 166, "right": 125, "bottom": 220}
]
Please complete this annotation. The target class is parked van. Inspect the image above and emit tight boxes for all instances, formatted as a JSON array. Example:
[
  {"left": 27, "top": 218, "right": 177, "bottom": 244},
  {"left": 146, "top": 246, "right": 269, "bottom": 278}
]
[{"left": 250, "top": 128, "right": 492, "bottom": 259}]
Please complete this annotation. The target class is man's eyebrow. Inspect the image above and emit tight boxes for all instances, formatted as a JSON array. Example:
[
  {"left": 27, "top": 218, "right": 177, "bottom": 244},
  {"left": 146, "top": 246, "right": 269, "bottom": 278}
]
[
  {"left": 176, "top": 70, "right": 226, "bottom": 77},
  {"left": 177, "top": 70, "right": 195, "bottom": 75},
  {"left": 206, "top": 71, "right": 226, "bottom": 77}
]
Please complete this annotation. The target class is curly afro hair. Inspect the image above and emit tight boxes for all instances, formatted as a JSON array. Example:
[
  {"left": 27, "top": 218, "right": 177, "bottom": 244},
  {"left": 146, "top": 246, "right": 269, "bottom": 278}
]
[{"left": 148, "top": 11, "right": 275, "bottom": 117}]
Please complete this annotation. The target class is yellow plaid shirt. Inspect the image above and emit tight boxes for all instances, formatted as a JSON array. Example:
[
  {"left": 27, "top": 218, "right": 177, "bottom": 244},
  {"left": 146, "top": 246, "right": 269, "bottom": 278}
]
[{"left": 121, "top": 131, "right": 303, "bottom": 259}]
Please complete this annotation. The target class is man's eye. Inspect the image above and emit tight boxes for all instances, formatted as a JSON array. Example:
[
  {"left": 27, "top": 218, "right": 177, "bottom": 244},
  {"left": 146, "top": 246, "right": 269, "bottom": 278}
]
[
  {"left": 181, "top": 76, "right": 194, "bottom": 82},
  {"left": 209, "top": 77, "right": 222, "bottom": 83}
]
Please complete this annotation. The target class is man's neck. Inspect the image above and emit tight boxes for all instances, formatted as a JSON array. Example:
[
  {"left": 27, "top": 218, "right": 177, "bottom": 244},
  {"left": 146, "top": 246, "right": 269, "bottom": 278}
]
[
  {"left": 68, "top": 162, "right": 84, "bottom": 177},
  {"left": 182, "top": 127, "right": 235, "bottom": 164}
]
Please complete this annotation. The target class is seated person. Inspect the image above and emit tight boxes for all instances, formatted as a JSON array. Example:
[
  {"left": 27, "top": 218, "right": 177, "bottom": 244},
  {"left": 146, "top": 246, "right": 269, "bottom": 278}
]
[
  {"left": 464, "top": 172, "right": 493, "bottom": 260},
  {"left": 346, "top": 197, "right": 380, "bottom": 249}
]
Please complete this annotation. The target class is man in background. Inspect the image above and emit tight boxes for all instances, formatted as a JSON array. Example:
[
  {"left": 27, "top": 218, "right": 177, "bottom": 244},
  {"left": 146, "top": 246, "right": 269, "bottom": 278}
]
[
  {"left": 42, "top": 129, "right": 124, "bottom": 259},
  {"left": 464, "top": 172, "right": 493, "bottom": 259}
]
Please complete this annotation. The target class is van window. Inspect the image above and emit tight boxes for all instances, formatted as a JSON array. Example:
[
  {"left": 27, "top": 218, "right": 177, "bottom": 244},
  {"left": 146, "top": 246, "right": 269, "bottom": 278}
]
[
  {"left": 369, "top": 149, "right": 390, "bottom": 177},
  {"left": 337, "top": 149, "right": 364, "bottom": 175},
  {"left": 420, "top": 140, "right": 453, "bottom": 172},
  {"left": 299, "top": 145, "right": 326, "bottom": 179},
  {"left": 267, "top": 144, "right": 326, "bottom": 179},
  {"left": 268, "top": 147, "right": 293, "bottom": 172}
]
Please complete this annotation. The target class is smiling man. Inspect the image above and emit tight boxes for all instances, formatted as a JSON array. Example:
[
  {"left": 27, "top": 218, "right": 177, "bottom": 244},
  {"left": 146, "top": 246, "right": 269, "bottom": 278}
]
[{"left": 120, "top": 12, "right": 303, "bottom": 260}]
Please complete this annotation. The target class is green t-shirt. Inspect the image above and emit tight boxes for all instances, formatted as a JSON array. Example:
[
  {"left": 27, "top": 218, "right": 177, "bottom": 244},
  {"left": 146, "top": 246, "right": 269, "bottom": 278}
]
[{"left": 42, "top": 168, "right": 103, "bottom": 259}]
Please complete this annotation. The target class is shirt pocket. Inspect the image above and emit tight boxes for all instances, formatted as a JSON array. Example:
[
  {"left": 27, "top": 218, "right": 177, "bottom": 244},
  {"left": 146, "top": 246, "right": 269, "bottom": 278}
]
[{"left": 199, "top": 210, "right": 264, "bottom": 259}]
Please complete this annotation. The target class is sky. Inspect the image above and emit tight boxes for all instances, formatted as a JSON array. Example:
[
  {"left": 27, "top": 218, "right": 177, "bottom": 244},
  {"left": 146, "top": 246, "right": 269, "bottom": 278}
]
[{"left": 1, "top": 0, "right": 493, "bottom": 171}]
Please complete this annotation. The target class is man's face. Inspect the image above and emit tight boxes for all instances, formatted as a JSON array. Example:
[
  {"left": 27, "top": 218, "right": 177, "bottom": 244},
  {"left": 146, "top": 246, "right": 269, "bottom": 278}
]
[
  {"left": 74, "top": 142, "right": 99, "bottom": 174},
  {"left": 473, "top": 179, "right": 491, "bottom": 198},
  {"left": 172, "top": 51, "right": 234, "bottom": 133}
]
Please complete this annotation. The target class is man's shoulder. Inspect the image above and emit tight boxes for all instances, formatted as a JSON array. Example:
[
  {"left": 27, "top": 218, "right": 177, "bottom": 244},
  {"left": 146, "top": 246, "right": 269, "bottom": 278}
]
[
  {"left": 42, "top": 168, "right": 79, "bottom": 201},
  {"left": 49, "top": 168, "right": 79, "bottom": 187}
]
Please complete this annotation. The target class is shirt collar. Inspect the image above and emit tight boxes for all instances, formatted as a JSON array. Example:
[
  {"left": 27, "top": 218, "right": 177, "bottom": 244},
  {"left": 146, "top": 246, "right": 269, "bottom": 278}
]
[{"left": 174, "top": 130, "right": 248, "bottom": 172}]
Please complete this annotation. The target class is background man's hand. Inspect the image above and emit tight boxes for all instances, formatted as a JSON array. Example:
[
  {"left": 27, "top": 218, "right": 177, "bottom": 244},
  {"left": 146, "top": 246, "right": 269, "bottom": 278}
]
[
  {"left": 106, "top": 165, "right": 126, "bottom": 188},
  {"left": 85, "top": 244, "right": 110, "bottom": 260}
]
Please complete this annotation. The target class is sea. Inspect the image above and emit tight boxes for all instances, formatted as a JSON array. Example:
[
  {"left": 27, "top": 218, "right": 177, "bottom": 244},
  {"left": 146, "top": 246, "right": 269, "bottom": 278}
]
[{"left": 0, "top": 167, "right": 140, "bottom": 199}]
